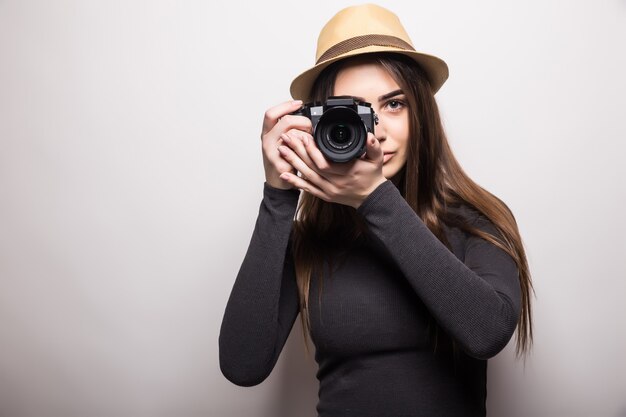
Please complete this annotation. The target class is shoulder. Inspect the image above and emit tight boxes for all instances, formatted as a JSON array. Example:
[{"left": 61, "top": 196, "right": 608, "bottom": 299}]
[
  {"left": 447, "top": 202, "right": 502, "bottom": 231},
  {"left": 445, "top": 202, "right": 483, "bottom": 226},
  {"left": 440, "top": 203, "right": 476, "bottom": 260},
  {"left": 443, "top": 202, "right": 505, "bottom": 254}
]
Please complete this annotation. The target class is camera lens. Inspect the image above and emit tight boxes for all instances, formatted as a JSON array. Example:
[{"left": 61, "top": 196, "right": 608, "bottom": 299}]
[
  {"left": 328, "top": 124, "right": 352, "bottom": 147},
  {"left": 316, "top": 106, "right": 367, "bottom": 162}
]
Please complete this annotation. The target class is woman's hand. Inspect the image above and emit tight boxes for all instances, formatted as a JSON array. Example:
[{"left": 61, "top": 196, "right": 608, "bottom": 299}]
[
  {"left": 277, "top": 131, "right": 387, "bottom": 209},
  {"left": 260, "top": 100, "right": 311, "bottom": 190}
]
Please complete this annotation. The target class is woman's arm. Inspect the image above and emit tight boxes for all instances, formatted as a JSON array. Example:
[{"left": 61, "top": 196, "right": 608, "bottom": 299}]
[
  {"left": 219, "top": 183, "right": 301, "bottom": 386},
  {"left": 357, "top": 180, "right": 521, "bottom": 360}
]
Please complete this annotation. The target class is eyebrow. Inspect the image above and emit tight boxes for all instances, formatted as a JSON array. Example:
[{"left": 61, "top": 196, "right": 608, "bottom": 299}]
[{"left": 352, "top": 89, "right": 404, "bottom": 103}]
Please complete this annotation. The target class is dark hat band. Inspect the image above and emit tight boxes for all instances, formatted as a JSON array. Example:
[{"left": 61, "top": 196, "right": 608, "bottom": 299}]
[{"left": 316, "top": 34, "right": 415, "bottom": 64}]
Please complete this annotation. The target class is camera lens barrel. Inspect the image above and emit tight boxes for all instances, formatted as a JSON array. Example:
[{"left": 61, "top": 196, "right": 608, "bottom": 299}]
[
  {"left": 317, "top": 107, "right": 366, "bottom": 162},
  {"left": 291, "top": 96, "right": 376, "bottom": 163}
]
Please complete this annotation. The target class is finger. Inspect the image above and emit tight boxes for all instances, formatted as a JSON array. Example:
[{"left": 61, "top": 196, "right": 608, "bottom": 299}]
[
  {"left": 281, "top": 131, "right": 320, "bottom": 176},
  {"left": 275, "top": 115, "right": 313, "bottom": 136},
  {"left": 364, "top": 133, "right": 383, "bottom": 162},
  {"left": 277, "top": 144, "right": 329, "bottom": 190},
  {"left": 261, "top": 100, "right": 303, "bottom": 137},
  {"left": 279, "top": 172, "right": 330, "bottom": 202},
  {"left": 300, "top": 134, "right": 349, "bottom": 175}
]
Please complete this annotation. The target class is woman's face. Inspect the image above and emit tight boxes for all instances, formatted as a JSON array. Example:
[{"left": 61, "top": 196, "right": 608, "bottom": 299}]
[{"left": 333, "top": 60, "right": 410, "bottom": 179}]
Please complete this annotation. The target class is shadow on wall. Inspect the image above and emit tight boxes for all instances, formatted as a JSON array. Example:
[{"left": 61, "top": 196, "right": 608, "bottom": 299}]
[{"left": 264, "top": 319, "right": 318, "bottom": 417}]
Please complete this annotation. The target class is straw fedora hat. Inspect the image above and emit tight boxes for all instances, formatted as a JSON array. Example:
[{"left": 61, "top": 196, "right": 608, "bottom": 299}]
[{"left": 289, "top": 4, "right": 449, "bottom": 101}]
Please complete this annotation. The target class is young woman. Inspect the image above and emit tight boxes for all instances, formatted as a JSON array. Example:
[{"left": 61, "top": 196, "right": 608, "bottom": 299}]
[{"left": 219, "top": 4, "right": 533, "bottom": 416}]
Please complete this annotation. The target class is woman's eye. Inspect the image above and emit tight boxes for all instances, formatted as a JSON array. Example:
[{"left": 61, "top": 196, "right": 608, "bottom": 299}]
[{"left": 385, "top": 99, "right": 405, "bottom": 111}]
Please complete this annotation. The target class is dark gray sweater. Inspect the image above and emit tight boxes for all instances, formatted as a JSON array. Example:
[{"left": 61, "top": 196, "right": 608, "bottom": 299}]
[{"left": 219, "top": 180, "right": 521, "bottom": 417}]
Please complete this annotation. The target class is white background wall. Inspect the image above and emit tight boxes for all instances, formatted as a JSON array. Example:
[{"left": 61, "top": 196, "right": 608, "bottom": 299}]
[{"left": 1, "top": 1, "right": 625, "bottom": 416}]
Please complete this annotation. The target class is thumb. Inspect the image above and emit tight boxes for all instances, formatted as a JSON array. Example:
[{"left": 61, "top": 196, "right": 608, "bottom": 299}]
[{"left": 364, "top": 133, "right": 383, "bottom": 162}]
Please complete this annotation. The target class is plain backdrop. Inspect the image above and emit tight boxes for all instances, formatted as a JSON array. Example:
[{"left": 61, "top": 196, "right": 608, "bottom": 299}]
[{"left": 1, "top": 1, "right": 625, "bottom": 416}]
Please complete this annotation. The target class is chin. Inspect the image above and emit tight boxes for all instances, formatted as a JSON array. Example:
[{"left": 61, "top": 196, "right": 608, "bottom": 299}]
[
  {"left": 383, "top": 163, "right": 401, "bottom": 179},
  {"left": 383, "top": 162, "right": 407, "bottom": 184}
]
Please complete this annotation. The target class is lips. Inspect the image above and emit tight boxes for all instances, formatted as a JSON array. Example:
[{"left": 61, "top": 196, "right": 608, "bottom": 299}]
[{"left": 383, "top": 152, "right": 395, "bottom": 163}]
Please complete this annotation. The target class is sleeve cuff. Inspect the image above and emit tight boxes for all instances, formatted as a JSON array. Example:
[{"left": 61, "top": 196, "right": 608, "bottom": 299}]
[
  {"left": 356, "top": 180, "right": 400, "bottom": 215},
  {"left": 263, "top": 182, "right": 301, "bottom": 202}
]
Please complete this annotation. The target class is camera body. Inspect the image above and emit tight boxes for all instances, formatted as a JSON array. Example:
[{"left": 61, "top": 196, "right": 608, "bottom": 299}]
[{"left": 291, "top": 96, "right": 378, "bottom": 163}]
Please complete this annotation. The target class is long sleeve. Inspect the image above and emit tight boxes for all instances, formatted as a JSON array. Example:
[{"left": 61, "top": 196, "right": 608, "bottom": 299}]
[
  {"left": 219, "top": 183, "right": 301, "bottom": 386},
  {"left": 356, "top": 180, "right": 521, "bottom": 359}
]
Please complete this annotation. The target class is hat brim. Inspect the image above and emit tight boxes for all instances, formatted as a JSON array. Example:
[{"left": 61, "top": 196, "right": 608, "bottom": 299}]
[{"left": 289, "top": 46, "right": 449, "bottom": 101}]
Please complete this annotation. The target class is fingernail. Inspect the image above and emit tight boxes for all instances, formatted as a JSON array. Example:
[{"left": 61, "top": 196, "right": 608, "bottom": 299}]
[
  {"left": 280, "top": 173, "right": 289, "bottom": 180},
  {"left": 292, "top": 100, "right": 303, "bottom": 106}
]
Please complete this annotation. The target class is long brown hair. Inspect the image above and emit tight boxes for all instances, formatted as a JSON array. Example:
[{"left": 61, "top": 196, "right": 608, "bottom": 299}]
[{"left": 291, "top": 53, "right": 534, "bottom": 359}]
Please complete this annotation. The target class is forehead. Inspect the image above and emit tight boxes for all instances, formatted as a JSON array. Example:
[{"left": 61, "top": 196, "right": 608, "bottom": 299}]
[{"left": 333, "top": 60, "right": 400, "bottom": 97}]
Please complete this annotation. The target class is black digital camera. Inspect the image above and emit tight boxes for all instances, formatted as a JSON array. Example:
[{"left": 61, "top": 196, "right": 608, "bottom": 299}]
[{"left": 291, "top": 96, "right": 378, "bottom": 163}]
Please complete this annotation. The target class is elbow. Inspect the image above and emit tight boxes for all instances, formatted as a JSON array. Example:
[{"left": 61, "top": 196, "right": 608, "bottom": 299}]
[
  {"left": 461, "top": 304, "right": 519, "bottom": 360},
  {"left": 462, "top": 333, "right": 513, "bottom": 360},
  {"left": 218, "top": 337, "right": 272, "bottom": 387},
  {"left": 219, "top": 359, "right": 269, "bottom": 387}
]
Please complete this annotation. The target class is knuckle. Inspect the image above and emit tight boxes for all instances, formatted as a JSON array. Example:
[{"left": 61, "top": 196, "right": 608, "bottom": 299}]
[
  {"left": 287, "top": 127, "right": 300, "bottom": 136},
  {"left": 294, "top": 135, "right": 306, "bottom": 148},
  {"left": 263, "top": 109, "right": 276, "bottom": 122},
  {"left": 301, "top": 118, "right": 313, "bottom": 130},
  {"left": 281, "top": 114, "right": 294, "bottom": 125}
]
